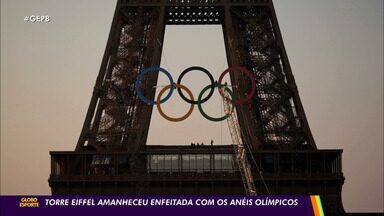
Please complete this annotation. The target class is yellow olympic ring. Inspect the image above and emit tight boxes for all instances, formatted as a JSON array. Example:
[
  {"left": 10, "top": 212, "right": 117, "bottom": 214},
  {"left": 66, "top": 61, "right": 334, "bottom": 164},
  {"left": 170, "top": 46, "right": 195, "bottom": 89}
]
[{"left": 156, "top": 84, "right": 194, "bottom": 122}]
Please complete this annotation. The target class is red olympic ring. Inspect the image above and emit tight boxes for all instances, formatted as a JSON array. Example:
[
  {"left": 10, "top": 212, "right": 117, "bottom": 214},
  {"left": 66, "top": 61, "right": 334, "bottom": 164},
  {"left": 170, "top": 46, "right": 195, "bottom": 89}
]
[{"left": 218, "top": 66, "right": 256, "bottom": 105}]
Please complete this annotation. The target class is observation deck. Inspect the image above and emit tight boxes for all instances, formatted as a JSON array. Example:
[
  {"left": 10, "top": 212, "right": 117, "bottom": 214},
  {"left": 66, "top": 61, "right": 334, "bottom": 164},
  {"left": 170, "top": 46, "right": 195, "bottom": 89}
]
[{"left": 49, "top": 145, "right": 344, "bottom": 212}]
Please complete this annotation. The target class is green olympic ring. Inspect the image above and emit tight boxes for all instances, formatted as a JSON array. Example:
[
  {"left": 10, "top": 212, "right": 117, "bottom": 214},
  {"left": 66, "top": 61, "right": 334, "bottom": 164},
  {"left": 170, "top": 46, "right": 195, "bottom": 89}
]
[
  {"left": 197, "top": 82, "right": 234, "bottom": 122},
  {"left": 136, "top": 66, "right": 256, "bottom": 122}
]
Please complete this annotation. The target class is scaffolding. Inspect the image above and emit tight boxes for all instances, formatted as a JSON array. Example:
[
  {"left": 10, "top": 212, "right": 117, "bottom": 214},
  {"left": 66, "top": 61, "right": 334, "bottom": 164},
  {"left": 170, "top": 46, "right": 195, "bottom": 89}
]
[{"left": 221, "top": 87, "right": 256, "bottom": 196}]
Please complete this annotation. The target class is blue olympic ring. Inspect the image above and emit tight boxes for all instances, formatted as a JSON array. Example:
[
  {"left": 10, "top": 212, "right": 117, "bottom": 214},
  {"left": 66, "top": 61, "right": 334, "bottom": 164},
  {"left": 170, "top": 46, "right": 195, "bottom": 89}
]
[{"left": 135, "top": 67, "right": 174, "bottom": 105}]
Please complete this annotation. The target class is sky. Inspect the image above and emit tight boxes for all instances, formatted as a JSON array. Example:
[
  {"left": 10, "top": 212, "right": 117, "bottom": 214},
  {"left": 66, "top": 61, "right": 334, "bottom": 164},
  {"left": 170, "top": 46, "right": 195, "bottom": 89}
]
[{"left": 1, "top": 0, "right": 383, "bottom": 212}]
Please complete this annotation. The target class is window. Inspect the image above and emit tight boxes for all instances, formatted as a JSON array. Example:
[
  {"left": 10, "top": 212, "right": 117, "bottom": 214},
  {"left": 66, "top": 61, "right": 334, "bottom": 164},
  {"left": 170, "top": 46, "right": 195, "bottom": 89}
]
[{"left": 214, "top": 154, "right": 235, "bottom": 172}]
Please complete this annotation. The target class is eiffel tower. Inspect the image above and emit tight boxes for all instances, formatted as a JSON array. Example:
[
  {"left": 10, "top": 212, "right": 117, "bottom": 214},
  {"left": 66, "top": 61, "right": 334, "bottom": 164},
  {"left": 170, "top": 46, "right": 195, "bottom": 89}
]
[{"left": 49, "top": 0, "right": 345, "bottom": 213}]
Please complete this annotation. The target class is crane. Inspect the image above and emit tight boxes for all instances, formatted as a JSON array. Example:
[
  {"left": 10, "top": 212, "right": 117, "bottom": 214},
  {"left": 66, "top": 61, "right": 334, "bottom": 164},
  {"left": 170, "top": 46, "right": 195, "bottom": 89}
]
[{"left": 220, "top": 86, "right": 257, "bottom": 196}]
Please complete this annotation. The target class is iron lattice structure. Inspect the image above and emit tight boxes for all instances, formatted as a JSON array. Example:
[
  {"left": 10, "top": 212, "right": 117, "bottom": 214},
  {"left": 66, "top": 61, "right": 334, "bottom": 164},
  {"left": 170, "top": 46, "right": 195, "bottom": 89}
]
[
  {"left": 50, "top": 0, "right": 345, "bottom": 214},
  {"left": 76, "top": 0, "right": 316, "bottom": 153}
]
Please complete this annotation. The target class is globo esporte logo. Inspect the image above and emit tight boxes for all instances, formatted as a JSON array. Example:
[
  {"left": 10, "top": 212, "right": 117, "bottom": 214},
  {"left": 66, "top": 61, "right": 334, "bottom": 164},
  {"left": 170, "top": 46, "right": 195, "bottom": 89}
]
[{"left": 19, "top": 197, "right": 39, "bottom": 207}]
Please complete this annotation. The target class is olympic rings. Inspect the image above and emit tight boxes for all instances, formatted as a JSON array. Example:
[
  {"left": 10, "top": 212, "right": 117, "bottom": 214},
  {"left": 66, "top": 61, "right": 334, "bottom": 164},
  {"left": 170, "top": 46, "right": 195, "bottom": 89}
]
[
  {"left": 218, "top": 66, "right": 256, "bottom": 105},
  {"left": 135, "top": 67, "right": 174, "bottom": 105},
  {"left": 177, "top": 66, "right": 215, "bottom": 104},
  {"left": 135, "top": 66, "right": 256, "bottom": 122},
  {"left": 156, "top": 84, "right": 194, "bottom": 122},
  {"left": 197, "top": 83, "right": 234, "bottom": 122}
]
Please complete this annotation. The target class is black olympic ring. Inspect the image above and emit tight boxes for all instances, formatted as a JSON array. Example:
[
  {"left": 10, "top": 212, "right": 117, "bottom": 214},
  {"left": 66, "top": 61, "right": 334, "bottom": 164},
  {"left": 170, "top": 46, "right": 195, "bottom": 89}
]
[
  {"left": 177, "top": 66, "right": 215, "bottom": 105},
  {"left": 135, "top": 66, "right": 256, "bottom": 106}
]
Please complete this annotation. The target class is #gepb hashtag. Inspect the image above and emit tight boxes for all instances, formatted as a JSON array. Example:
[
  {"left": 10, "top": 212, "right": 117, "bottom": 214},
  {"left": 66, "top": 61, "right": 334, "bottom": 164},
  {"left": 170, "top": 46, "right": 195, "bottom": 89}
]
[{"left": 23, "top": 15, "right": 50, "bottom": 23}]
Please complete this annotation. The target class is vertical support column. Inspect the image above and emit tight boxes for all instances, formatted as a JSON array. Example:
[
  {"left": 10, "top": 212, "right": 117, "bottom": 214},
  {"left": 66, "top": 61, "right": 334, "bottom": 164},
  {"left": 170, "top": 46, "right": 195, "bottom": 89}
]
[
  {"left": 76, "top": 2, "right": 122, "bottom": 151},
  {"left": 75, "top": 1, "right": 166, "bottom": 152},
  {"left": 223, "top": 3, "right": 317, "bottom": 150},
  {"left": 222, "top": 4, "right": 263, "bottom": 150},
  {"left": 268, "top": 1, "right": 316, "bottom": 148},
  {"left": 138, "top": 3, "right": 166, "bottom": 149}
]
